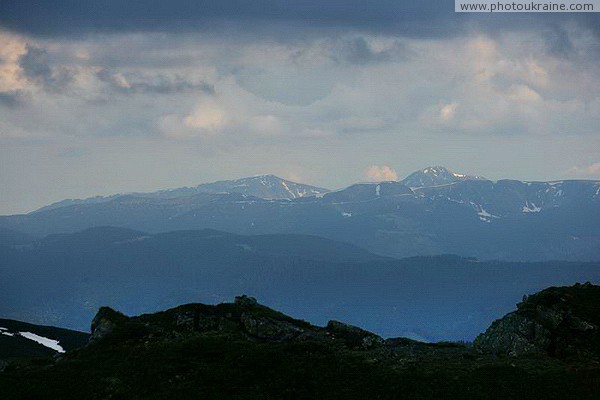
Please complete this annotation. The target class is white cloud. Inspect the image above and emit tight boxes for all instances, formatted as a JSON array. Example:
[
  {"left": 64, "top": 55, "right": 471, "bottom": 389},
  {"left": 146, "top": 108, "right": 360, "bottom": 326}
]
[
  {"left": 0, "top": 30, "right": 29, "bottom": 92},
  {"left": 506, "top": 84, "right": 541, "bottom": 103},
  {"left": 566, "top": 163, "right": 600, "bottom": 178},
  {"left": 249, "top": 115, "right": 283, "bottom": 136},
  {"left": 184, "top": 102, "right": 227, "bottom": 132},
  {"left": 439, "top": 103, "right": 458, "bottom": 122},
  {"left": 366, "top": 165, "right": 398, "bottom": 181},
  {"left": 111, "top": 72, "right": 131, "bottom": 89}
]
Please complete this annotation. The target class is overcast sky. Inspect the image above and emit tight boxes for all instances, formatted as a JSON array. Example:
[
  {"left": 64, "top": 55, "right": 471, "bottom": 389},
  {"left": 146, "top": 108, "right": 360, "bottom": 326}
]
[{"left": 0, "top": 1, "right": 599, "bottom": 214}]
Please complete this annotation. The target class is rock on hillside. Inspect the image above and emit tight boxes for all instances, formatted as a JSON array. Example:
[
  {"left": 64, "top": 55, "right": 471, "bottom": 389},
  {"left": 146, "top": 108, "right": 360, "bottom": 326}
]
[
  {"left": 474, "top": 282, "right": 600, "bottom": 359},
  {"left": 88, "top": 295, "right": 383, "bottom": 348}
]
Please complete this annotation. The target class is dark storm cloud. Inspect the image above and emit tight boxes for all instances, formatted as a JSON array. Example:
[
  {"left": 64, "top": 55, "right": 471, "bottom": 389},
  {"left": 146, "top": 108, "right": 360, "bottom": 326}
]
[
  {"left": 120, "top": 79, "right": 215, "bottom": 95},
  {"left": 2, "top": 1, "right": 598, "bottom": 45},
  {"left": 332, "top": 37, "right": 411, "bottom": 65},
  {"left": 96, "top": 70, "right": 215, "bottom": 95},
  {"left": 0, "top": 91, "right": 26, "bottom": 108},
  {"left": 0, "top": 0, "right": 471, "bottom": 38},
  {"left": 18, "top": 44, "right": 75, "bottom": 91},
  {"left": 14, "top": 44, "right": 215, "bottom": 97},
  {"left": 544, "top": 25, "right": 575, "bottom": 58},
  {"left": 19, "top": 46, "right": 53, "bottom": 82},
  {"left": 343, "top": 37, "right": 388, "bottom": 64}
]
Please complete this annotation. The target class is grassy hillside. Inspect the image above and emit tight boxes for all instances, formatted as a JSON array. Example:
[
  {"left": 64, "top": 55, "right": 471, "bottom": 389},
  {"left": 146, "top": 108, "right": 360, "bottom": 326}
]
[{"left": 1, "top": 290, "right": 599, "bottom": 399}]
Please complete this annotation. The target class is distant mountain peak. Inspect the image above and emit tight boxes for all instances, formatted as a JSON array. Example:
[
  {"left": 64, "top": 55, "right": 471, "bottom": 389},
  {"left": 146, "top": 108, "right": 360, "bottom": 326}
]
[
  {"left": 196, "top": 175, "right": 329, "bottom": 200},
  {"left": 231, "top": 174, "right": 286, "bottom": 188},
  {"left": 422, "top": 166, "right": 450, "bottom": 174},
  {"left": 252, "top": 174, "right": 279, "bottom": 179},
  {"left": 402, "top": 166, "right": 486, "bottom": 188}
]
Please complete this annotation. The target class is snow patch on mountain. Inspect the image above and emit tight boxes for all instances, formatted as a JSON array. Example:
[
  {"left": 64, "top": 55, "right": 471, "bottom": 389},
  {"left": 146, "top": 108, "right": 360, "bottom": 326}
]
[
  {"left": 281, "top": 181, "right": 292, "bottom": 196},
  {"left": 0, "top": 327, "right": 14, "bottom": 337},
  {"left": 18, "top": 331, "right": 65, "bottom": 353},
  {"left": 470, "top": 202, "right": 499, "bottom": 222},
  {"left": 236, "top": 244, "right": 255, "bottom": 252},
  {"left": 0, "top": 327, "right": 65, "bottom": 353},
  {"left": 522, "top": 202, "right": 542, "bottom": 213}
]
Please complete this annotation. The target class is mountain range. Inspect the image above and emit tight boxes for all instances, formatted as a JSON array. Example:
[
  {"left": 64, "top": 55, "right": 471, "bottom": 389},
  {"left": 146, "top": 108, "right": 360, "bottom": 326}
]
[
  {"left": 2, "top": 166, "right": 599, "bottom": 261},
  {"left": 34, "top": 174, "right": 329, "bottom": 213},
  {"left": 1, "top": 166, "right": 599, "bottom": 395}
]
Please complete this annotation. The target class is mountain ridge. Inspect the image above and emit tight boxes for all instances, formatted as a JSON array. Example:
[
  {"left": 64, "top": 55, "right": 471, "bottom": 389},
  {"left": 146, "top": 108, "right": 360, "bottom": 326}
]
[
  {"left": 32, "top": 174, "right": 330, "bottom": 214},
  {"left": 2, "top": 166, "right": 598, "bottom": 262},
  {"left": 401, "top": 166, "right": 488, "bottom": 188},
  {"left": 30, "top": 166, "right": 595, "bottom": 215}
]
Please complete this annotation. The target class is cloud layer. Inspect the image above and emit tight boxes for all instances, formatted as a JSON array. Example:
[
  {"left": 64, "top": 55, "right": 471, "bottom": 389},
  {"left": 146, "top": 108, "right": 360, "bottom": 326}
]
[{"left": 0, "top": 6, "right": 599, "bottom": 214}]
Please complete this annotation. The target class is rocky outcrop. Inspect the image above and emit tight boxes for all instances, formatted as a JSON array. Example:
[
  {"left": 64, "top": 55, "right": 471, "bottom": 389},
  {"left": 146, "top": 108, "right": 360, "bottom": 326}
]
[
  {"left": 234, "top": 295, "right": 258, "bottom": 307},
  {"left": 88, "top": 296, "right": 378, "bottom": 348},
  {"left": 240, "top": 313, "right": 305, "bottom": 341},
  {"left": 326, "top": 320, "right": 383, "bottom": 349},
  {"left": 90, "top": 307, "right": 129, "bottom": 342},
  {"left": 474, "top": 282, "right": 600, "bottom": 359}
]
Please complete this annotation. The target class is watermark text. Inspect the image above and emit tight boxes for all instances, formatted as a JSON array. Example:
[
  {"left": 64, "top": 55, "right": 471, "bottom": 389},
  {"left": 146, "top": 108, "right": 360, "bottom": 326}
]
[{"left": 456, "top": 0, "right": 599, "bottom": 12}]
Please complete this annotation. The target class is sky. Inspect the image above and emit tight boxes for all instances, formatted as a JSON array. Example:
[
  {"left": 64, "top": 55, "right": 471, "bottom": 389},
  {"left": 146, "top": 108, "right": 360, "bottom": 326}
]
[{"left": 0, "top": 1, "right": 599, "bottom": 214}]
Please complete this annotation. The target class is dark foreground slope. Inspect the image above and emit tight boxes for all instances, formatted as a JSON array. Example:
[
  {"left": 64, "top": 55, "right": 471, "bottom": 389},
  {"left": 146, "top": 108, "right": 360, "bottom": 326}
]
[
  {"left": 0, "top": 319, "right": 88, "bottom": 364},
  {"left": 1, "top": 288, "right": 599, "bottom": 400}
]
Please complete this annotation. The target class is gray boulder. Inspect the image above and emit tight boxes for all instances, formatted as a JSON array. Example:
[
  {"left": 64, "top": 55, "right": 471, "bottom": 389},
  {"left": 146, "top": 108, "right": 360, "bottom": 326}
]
[
  {"left": 326, "top": 320, "right": 383, "bottom": 349},
  {"left": 474, "top": 283, "right": 600, "bottom": 359}
]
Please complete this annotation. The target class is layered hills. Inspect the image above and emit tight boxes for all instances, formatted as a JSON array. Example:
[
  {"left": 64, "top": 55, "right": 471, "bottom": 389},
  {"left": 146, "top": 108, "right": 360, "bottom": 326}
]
[{"left": 1, "top": 227, "right": 599, "bottom": 341}]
